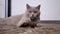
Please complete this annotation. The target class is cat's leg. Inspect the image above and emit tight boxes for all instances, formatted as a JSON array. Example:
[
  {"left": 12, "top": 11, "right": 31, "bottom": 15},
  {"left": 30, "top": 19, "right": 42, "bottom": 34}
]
[{"left": 16, "top": 17, "right": 31, "bottom": 27}]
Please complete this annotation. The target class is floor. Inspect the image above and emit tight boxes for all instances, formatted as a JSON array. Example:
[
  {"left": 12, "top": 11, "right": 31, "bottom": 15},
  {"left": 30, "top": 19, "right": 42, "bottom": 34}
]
[{"left": 0, "top": 18, "right": 60, "bottom": 34}]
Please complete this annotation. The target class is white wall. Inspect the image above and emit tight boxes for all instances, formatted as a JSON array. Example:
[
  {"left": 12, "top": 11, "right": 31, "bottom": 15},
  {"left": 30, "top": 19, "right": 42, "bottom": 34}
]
[
  {"left": 11, "top": 0, "right": 60, "bottom": 20},
  {"left": 0, "top": 0, "right": 5, "bottom": 18}
]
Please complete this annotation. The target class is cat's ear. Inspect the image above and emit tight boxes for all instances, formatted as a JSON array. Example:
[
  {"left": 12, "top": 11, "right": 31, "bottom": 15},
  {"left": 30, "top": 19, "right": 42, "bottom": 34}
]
[
  {"left": 36, "top": 5, "right": 41, "bottom": 10},
  {"left": 26, "top": 4, "right": 31, "bottom": 9}
]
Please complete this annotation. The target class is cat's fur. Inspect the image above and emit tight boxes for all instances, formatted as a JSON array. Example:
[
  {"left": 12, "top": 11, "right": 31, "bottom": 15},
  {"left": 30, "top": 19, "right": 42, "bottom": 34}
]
[
  {"left": 5, "top": 4, "right": 41, "bottom": 28},
  {"left": 17, "top": 4, "right": 41, "bottom": 28}
]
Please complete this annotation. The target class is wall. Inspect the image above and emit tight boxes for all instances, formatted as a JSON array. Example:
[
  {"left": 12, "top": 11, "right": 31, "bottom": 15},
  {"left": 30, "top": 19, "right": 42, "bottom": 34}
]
[
  {"left": 0, "top": 0, "right": 5, "bottom": 18},
  {"left": 11, "top": 0, "right": 60, "bottom": 20}
]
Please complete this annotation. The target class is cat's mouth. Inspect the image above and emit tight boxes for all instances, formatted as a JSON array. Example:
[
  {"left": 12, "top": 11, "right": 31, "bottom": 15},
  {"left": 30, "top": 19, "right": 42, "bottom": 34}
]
[{"left": 30, "top": 16, "right": 36, "bottom": 21}]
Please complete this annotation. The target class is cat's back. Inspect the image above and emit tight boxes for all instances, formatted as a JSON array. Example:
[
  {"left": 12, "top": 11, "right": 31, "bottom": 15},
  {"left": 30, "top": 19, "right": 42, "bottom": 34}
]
[{"left": 5, "top": 14, "right": 23, "bottom": 25}]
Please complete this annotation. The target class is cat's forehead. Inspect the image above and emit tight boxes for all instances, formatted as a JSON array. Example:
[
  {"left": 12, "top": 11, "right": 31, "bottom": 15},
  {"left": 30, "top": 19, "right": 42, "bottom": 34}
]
[{"left": 28, "top": 7, "right": 39, "bottom": 11}]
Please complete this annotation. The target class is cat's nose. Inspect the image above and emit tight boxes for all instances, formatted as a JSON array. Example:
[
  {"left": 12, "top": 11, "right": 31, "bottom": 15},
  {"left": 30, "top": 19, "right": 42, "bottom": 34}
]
[
  {"left": 32, "top": 14, "right": 34, "bottom": 16},
  {"left": 30, "top": 14, "right": 35, "bottom": 20}
]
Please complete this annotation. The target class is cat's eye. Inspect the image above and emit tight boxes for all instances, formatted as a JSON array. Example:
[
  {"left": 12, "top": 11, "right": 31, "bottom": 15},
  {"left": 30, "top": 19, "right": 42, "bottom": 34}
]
[
  {"left": 29, "top": 11, "right": 32, "bottom": 13},
  {"left": 34, "top": 11, "right": 37, "bottom": 13}
]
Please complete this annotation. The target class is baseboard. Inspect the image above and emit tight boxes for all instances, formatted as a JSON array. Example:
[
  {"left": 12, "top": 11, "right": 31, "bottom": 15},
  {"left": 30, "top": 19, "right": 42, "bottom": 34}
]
[{"left": 40, "top": 20, "right": 60, "bottom": 24}]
